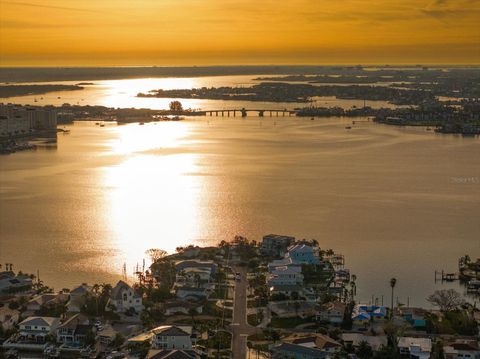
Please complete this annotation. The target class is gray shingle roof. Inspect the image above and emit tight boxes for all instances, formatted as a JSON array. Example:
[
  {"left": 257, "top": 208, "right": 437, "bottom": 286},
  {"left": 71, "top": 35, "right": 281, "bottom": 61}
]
[
  {"left": 20, "top": 316, "right": 58, "bottom": 327},
  {"left": 147, "top": 349, "right": 196, "bottom": 359},
  {"left": 152, "top": 325, "right": 190, "bottom": 336},
  {"left": 274, "top": 343, "right": 327, "bottom": 358}
]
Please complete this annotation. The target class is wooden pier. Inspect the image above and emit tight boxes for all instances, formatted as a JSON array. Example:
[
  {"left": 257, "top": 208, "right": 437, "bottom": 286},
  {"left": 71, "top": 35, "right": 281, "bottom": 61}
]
[
  {"left": 204, "top": 108, "right": 295, "bottom": 117},
  {"left": 434, "top": 270, "right": 459, "bottom": 282}
]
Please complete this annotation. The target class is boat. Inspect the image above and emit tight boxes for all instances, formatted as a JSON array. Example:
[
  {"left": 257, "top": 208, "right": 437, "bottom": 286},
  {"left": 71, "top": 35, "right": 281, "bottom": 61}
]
[
  {"left": 139, "top": 122, "right": 144, "bottom": 125},
  {"left": 100, "top": 124, "right": 105, "bottom": 127},
  {"left": 345, "top": 126, "right": 352, "bottom": 129}
]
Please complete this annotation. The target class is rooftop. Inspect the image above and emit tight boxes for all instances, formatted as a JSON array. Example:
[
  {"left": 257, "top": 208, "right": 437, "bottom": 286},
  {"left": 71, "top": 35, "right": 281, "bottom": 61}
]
[{"left": 152, "top": 325, "right": 190, "bottom": 337}]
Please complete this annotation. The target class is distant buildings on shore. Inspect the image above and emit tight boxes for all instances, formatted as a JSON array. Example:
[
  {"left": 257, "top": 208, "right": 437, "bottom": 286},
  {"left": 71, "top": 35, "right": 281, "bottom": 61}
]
[{"left": 0, "top": 103, "right": 57, "bottom": 139}]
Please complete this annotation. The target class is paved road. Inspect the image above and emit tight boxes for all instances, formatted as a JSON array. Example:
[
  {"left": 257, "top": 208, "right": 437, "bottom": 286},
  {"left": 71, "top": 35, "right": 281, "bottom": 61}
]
[{"left": 230, "top": 267, "right": 256, "bottom": 359}]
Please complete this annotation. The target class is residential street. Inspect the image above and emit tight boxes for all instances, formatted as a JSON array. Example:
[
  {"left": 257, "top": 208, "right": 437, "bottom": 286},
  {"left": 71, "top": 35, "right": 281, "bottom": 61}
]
[{"left": 230, "top": 267, "right": 256, "bottom": 359}]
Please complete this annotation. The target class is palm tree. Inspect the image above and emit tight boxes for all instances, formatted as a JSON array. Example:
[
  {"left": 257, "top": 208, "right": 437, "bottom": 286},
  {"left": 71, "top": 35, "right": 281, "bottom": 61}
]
[{"left": 390, "top": 278, "right": 397, "bottom": 318}]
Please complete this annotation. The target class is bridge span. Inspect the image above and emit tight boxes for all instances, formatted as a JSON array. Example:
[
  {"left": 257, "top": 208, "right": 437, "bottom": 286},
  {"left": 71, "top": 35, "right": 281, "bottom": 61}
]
[{"left": 204, "top": 108, "right": 295, "bottom": 117}]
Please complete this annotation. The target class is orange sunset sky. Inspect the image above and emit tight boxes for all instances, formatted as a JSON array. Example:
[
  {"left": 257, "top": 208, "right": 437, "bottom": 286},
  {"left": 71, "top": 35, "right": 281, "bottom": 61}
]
[{"left": 0, "top": 0, "right": 479, "bottom": 66}]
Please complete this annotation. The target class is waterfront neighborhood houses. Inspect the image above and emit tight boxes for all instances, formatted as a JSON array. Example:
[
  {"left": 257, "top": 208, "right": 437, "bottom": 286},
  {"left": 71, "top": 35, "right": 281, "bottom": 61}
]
[{"left": 1, "top": 240, "right": 479, "bottom": 359}]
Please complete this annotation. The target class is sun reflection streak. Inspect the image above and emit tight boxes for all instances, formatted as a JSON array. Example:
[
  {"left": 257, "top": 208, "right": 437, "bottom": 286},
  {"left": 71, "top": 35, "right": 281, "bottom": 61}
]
[
  {"left": 102, "top": 122, "right": 202, "bottom": 275},
  {"left": 108, "top": 122, "right": 188, "bottom": 155}
]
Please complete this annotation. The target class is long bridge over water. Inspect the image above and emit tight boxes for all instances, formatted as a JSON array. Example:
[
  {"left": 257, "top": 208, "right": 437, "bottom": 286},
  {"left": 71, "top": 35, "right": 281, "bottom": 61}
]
[{"left": 203, "top": 108, "right": 295, "bottom": 117}]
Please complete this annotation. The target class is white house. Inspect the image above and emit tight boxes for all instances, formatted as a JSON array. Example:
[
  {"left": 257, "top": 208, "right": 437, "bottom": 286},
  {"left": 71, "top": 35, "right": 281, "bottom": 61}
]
[
  {"left": 398, "top": 337, "right": 432, "bottom": 359},
  {"left": 18, "top": 316, "right": 60, "bottom": 343},
  {"left": 152, "top": 325, "right": 193, "bottom": 350},
  {"left": 267, "top": 266, "right": 304, "bottom": 286},
  {"left": 107, "top": 280, "right": 144, "bottom": 314}
]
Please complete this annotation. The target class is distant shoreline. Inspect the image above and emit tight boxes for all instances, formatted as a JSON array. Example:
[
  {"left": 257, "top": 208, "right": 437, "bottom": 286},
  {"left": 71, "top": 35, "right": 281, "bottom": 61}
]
[
  {"left": 1, "top": 64, "right": 479, "bottom": 83},
  {"left": 0, "top": 84, "right": 84, "bottom": 98}
]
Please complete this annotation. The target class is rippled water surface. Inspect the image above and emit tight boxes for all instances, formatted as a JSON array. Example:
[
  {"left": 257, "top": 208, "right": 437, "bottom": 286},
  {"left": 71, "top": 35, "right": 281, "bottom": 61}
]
[{"left": 1, "top": 115, "right": 479, "bottom": 305}]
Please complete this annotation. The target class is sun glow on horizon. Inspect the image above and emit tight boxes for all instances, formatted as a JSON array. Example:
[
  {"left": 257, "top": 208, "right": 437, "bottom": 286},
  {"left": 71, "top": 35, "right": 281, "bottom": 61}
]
[{"left": 0, "top": 0, "right": 479, "bottom": 66}]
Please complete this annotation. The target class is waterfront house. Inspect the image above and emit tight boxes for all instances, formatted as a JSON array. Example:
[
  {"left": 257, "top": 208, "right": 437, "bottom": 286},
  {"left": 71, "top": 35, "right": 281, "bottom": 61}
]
[
  {"left": 398, "top": 337, "right": 432, "bottom": 359},
  {"left": 18, "top": 316, "right": 60, "bottom": 342},
  {"left": 352, "top": 311, "right": 370, "bottom": 327},
  {"left": 285, "top": 244, "right": 320, "bottom": 265},
  {"left": 260, "top": 234, "right": 295, "bottom": 257},
  {"left": 351, "top": 304, "right": 387, "bottom": 326},
  {"left": 396, "top": 307, "right": 427, "bottom": 329},
  {"left": 107, "top": 280, "right": 144, "bottom": 314},
  {"left": 272, "top": 342, "right": 328, "bottom": 359},
  {"left": 317, "top": 302, "right": 346, "bottom": 325},
  {"left": 267, "top": 265, "right": 304, "bottom": 286},
  {"left": 152, "top": 325, "right": 193, "bottom": 350},
  {"left": 56, "top": 313, "right": 93, "bottom": 346}
]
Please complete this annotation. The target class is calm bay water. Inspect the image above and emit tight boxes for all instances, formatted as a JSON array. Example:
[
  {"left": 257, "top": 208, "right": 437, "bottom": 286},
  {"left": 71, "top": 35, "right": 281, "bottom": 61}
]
[
  {"left": 0, "top": 76, "right": 479, "bottom": 306},
  {"left": 1, "top": 75, "right": 402, "bottom": 110}
]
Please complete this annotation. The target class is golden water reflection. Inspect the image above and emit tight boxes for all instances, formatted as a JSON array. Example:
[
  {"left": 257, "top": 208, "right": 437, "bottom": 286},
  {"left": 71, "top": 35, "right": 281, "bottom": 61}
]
[
  {"left": 102, "top": 122, "right": 201, "bottom": 274},
  {"left": 108, "top": 121, "right": 188, "bottom": 154}
]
